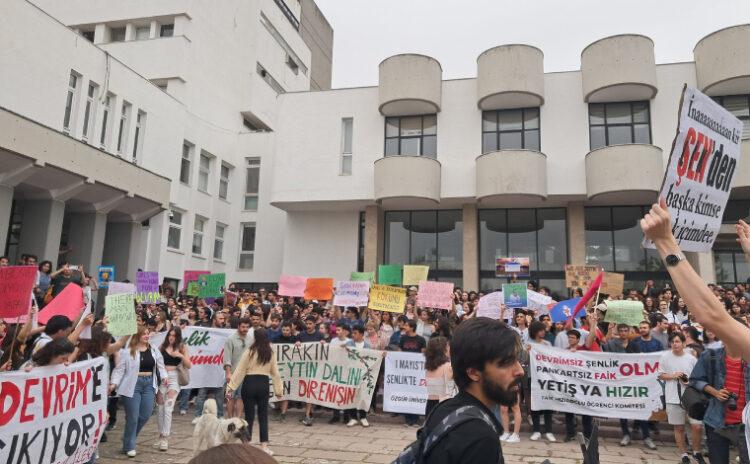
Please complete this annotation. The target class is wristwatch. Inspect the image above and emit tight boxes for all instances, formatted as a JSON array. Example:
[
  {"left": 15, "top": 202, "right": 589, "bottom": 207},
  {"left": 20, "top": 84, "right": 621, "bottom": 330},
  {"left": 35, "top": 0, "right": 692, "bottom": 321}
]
[{"left": 664, "top": 251, "right": 686, "bottom": 267}]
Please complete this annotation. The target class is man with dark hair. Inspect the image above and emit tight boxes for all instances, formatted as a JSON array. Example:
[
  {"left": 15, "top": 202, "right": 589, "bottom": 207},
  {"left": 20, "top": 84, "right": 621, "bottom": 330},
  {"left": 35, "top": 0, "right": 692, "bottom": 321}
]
[
  {"left": 419, "top": 317, "right": 523, "bottom": 463},
  {"left": 298, "top": 315, "right": 323, "bottom": 343},
  {"left": 273, "top": 321, "right": 298, "bottom": 344},
  {"left": 32, "top": 314, "right": 91, "bottom": 354},
  {"left": 49, "top": 262, "right": 83, "bottom": 297},
  {"left": 223, "top": 317, "right": 253, "bottom": 418},
  {"left": 651, "top": 314, "right": 670, "bottom": 348},
  {"left": 267, "top": 313, "right": 282, "bottom": 340},
  {"left": 399, "top": 320, "right": 426, "bottom": 353},
  {"left": 388, "top": 315, "right": 408, "bottom": 350}
]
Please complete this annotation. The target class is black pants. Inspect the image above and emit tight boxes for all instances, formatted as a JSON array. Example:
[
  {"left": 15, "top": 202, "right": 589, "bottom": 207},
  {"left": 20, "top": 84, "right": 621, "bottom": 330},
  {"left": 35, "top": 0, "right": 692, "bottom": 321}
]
[
  {"left": 241, "top": 375, "right": 270, "bottom": 443},
  {"left": 565, "top": 413, "right": 593, "bottom": 439},
  {"left": 108, "top": 395, "right": 119, "bottom": 426},
  {"left": 531, "top": 410, "right": 552, "bottom": 433},
  {"left": 346, "top": 409, "right": 367, "bottom": 420},
  {"left": 706, "top": 424, "right": 750, "bottom": 464}
]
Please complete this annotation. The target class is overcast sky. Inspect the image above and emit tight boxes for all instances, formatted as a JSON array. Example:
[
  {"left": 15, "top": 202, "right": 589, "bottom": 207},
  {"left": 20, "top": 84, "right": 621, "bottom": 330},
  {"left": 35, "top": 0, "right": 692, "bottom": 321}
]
[{"left": 314, "top": 0, "right": 750, "bottom": 89}]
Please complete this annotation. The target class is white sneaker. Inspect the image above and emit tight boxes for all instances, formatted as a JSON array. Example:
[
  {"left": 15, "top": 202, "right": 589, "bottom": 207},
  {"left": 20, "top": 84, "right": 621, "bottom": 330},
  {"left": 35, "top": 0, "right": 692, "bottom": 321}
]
[
  {"left": 506, "top": 433, "right": 520, "bottom": 443},
  {"left": 179, "top": 410, "right": 187, "bottom": 416},
  {"left": 126, "top": 450, "right": 136, "bottom": 458},
  {"left": 191, "top": 417, "right": 200, "bottom": 425},
  {"left": 360, "top": 418, "right": 369, "bottom": 427},
  {"left": 530, "top": 432, "right": 541, "bottom": 441},
  {"left": 261, "top": 446, "right": 274, "bottom": 456},
  {"left": 346, "top": 419, "right": 358, "bottom": 427},
  {"left": 545, "top": 433, "right": 556, "bottom": 442},
  {"left": 159, "top": 439, "right": 168, "bottom": 451},
  {"left": 499, "top": 432, "right": 510, "bottom": 441}
]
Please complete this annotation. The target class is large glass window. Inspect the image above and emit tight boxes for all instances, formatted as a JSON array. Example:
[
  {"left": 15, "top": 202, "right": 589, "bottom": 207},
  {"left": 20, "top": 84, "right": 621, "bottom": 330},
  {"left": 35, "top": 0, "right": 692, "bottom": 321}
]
[
  {"left": 180, "top": 141, "right": 193, "bottom": 185},
  {"left": 219, "top": 163, "right": 231, "bottom": 200},
  {"left": 244, "top": 157, "right": 260, "bottom": 210},
  {"left": 214, "top": 223, "right": 226, "bottom": 261},
  {"left": 715, "top": 251, "right": 750, "bottom": 285},
  {"left": 198, "top": 152, "right": 212, "bottom": 193},
  {"left": 341, "top": 118, "right": 353, "bottom": 175},
  {"left": 713, "top": 95, "right": 750, "bottom": 139},
  {"left": 192, "top": 216, "right": 206, "bottom": 255},
  {"left": 384, "top": 115, "right": 437, "bottom": 158},
  {"left": 479, "top": 208, "right": 567, "bottom": 294},
  {"left": 100, "top": 93, "right": 113, "bottom": 148},
  {"left": 82, "top": 81, "right": 98, "bottom": 142},
  {"left": 239, "top": 223, "right": 256, "bottom": 270},
  {"left": 117, "top": 101, "right": 131, "bottom": 154},
  {"left": 589, "top": 101, "right": 651, "bottom": 150},
  {"left": 167, "top": 209, "right": 182, "bottom": 250},
  {"left": 63, "top": 72, "right": 80, "bottom": 133},
  {"left": 482, "top": 108, "right": 540, "bottom": 153},
  {"left": 384, "top": 210, "right": 462, "bottom": 284}
]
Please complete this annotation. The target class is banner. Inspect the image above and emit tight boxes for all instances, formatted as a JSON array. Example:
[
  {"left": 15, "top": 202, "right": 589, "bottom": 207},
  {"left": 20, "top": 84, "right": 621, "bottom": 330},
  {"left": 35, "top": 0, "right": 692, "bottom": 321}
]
[
  {"left": 97, "top": 265, "right": 114, "bottom": 289},
  {"left": 604, "top": 300, "right": 646, "bottom": 327},
  {"left": 402, "top": 265, "right": 429, "bottom": 286},
  {"left": 0, "top": 357, "right": 108, "bottom": 464},
  {"left": 151, "top": 327, "right": 233, "bottom": 389},
  {"left": 601, "top": 272, "right": 625, "bottom": 296},
  {"left": 135, "top": 271, "right": 160, "bottom": 304},
  {"left": 565, "top": 265, "right": 601, "bottom": 290},
  {"left": 527, "top": 290, "right": 553, "bottom": 315},
  {"left": 368, "top": 285, "right": 406, "bottom": 313},
  {"left": 38, "top": 283, "right": 84, "bottom": 325},
  {"left": 377, "top": 264, "right": 402, "bottom": 285},
  {"left": 646, "top": 86, "right": 743, "bottom": 252},
  {"left": 333, "top": 281, "right": 370, "bottom": 307},
  {"left": 198, "top": 273, "right": 225, "bottom": 298},
  {"left": 0, "top": 265, "right": 37, "bottom": 318},
  {"left": 496, "top": 257, "right": 530, "bottom": 277},
  {"left": 304, "top": 278, "right": 334, "bottom": 301},
  {"left": 502, "top": 283, "right": 527, "bottom": 308},
  {"left": 278, "top": 274, "right": 306, "bottom": 297},
  {"left": 105, "top": 292, "right": 137, "bottom": 337},
  {"left": 350, "top": 272, "right": 375, "bottom": 284},
  {"left": 383, "top": 351, "right": 428, "bottom": 414},
  {"left": 183, "top": 270, "right": 210, "bottom": 290},
  {"left": 273, "top": 343, "right": 384, "bottom": 410},
  {"left": 530, "top": 344, "right": 664, "bottom": 420},
  {"left": 476, "top": 291, "right": 503, "bottom": 319},
  {"left": 416, "top": 280, "right": 454, "bottom": 310}
]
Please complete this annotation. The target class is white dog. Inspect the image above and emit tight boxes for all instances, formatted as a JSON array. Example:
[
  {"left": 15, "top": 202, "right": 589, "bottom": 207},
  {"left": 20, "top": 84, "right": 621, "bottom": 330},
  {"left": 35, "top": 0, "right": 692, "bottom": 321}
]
[{"left": 192, "top": 398, "right": 251, "bottom": 454}]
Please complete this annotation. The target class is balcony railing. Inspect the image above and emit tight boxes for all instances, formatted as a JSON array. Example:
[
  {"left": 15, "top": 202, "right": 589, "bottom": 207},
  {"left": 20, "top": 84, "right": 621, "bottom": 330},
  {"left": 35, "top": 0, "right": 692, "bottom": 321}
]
[{"left": 273, "top": 0, "right": 300, "bottom": 30}]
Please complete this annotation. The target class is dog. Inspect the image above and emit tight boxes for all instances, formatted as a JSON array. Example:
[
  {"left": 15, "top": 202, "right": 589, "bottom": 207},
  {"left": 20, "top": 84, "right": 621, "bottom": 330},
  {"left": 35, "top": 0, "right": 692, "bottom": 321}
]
[{"left": 192, "top": 398, "right": 252, "bottom": 454}]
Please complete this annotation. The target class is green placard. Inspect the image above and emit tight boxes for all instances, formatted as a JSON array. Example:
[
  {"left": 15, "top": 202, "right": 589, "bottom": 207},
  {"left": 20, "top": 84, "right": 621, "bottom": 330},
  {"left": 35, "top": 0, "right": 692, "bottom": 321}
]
[
  {"left": 350, "top": 272, "right": 375, "bottom": 284},
  {"left": 105, "top": 292, "right": 137, "bottom": 337},
  {"left": 378, "top": 265, "right": 402, "bottom": 285},
  {"left": 187, "top": 281, "right": 200, "bottom": 297},
  {"left": 199, "top": 273, "right": 225, "bottom": 298},
  {"left": 604, "top": 300, "right": 645, "bottom": 327}
]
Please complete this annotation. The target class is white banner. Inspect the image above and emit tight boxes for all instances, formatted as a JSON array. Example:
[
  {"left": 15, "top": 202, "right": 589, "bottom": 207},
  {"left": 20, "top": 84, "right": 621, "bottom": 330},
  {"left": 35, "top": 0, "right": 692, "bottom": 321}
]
[
  {"left": 0, "top": 357, "right": 108, "bottom": 464},
  {"left": 476, "top": 291, "right": 503, "bottom": 319},
  {"left": 333, "top": 280, "right": 370, "bottom": 307},
  {"left": 646, "top": 86, "right": 743, "bottom": 252},
  {"left": 151, "top": 327, "right": 233, "bottom": 389},
  {"left": 530, "top": 344, "right": 665, "bottom": 420},
  {"left": 383, "top": 351, "right": 427, "bottom": 414},
  {"left": 527, "top": 289, "right": 552, "bottom": 315}
]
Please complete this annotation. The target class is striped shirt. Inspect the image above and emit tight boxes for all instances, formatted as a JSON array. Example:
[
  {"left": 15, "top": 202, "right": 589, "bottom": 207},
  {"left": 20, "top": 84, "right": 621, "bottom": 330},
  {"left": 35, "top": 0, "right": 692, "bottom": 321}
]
[{"left": 724, "top": 355, "right": 746, "bottom": 425}]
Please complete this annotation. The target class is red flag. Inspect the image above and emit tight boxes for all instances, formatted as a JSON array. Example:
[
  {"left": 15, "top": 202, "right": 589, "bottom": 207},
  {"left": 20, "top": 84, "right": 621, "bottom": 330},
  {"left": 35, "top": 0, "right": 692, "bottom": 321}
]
[
  {"left": 568, "top": 272, "right": 603, "bottom": 322},
  {"left": 38, "top": 284, "right": 84, "bottom": 325}
]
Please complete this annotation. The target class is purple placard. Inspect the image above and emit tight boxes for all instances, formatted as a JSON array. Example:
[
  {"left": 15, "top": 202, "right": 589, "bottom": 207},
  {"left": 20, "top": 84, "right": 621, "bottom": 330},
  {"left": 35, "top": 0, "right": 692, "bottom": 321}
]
[{"left": 136, "top": 271, "right": 160, "bottom": 304}]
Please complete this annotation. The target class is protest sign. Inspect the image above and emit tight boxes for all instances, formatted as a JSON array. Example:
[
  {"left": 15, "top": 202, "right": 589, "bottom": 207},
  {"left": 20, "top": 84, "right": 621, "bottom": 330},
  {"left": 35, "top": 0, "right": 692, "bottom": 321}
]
[
  {"left": 108, "top": 281, "right": 135, "bottom": 295},
  {"left": 105, "top": 292, "right": 137, "bottom": 337},
  {"left": 333, "top": 281, "right": 370, "bottom": 307},
  {"left": 183, "top": 270, "right": 210, "bottom": 290},
  {"left": 496, "top": 257, "right": 530, "bottom": 277},
  {"left": 273, "top": 342, "right": 384, "bottom": 410},
  {"left": 530, "top": 344, "right": 664, "bottom": 420},
  {"left": 549, "top": 298, "right": 582, "bottom": 323},
  {"left": 198, "top": 273, "right": 225, "bottom": 298},
  {"left": 0, "top": 357, "right": 108, "bottom": 464},
  {"left": 416, "top": 280, "right": 454, "bottom": 309},
  {"left": 476, "top": 291, "right": 504, "bottom": 319},
  {"left": 645, "top": 86, "right": 743, "bottom": 252},
  {"left": 350, "top": 271, "right": 375, "bottom": 284},
  {"left": 304, "top": 278, "right": 334, "bottom": 301},
  {"left": 502, "top": 283, "right": 527, "bottom": 308},
  {"left": 0, "top": 265, "right": 37, "bottom": 318},
  {"left": 278, "top": 274, "right": 306, "bottom": 297},
  {"left": 601, "top": 272, "right": 625, "bottom": 296},
  {"left": 368, "top": 284, "right": 406, "bottom": 313},
  {"left": 402, "top": 265, "right": 429, "bottom": 286},
  {"left": 97, "top": 265, "right": 114, "bottom": 288},
  {"left": 383, "top": 351, "right": 428, "bottom": 415},
  {"left": 378, "top": 264, "right": 402, "bottom": 285},
  {"left": 565, "top": 265, "right": 601, "bottom": 290},
  {"left": 77, "top": 299, "right": 93, "bottom": 339},
  {"left": 187, "top": 281, "right": 200, "bottom": 297},
  {"left": 527, "top": 290, "right": 553, "bottom": 315},
  {"left": 151, "top": 327, "right": 233, "bottom": 389},
  {"left": 38, "top": 283, "right": 85, "bottom": 325},
  {"left": 604, "top": 300, "right": 646, "bottom": 327},
  {"left": 135, "top": 271, "right": 160, "bottom": 304}
]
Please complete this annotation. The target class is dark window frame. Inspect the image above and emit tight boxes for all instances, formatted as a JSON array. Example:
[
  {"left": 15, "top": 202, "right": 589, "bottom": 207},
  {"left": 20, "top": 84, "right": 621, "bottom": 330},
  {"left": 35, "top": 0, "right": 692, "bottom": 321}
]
[
  {"left": 714, "top": 250, "right": 748, "bottom": 286},
  {"left": 357, "top": 211, "right": 365, "bottom": 272},
  {"left": 383, "top": 115, "right": 437, "bottom": 158},
  {"left": 481, "top": 107, "right": 541, "bottom": 153},
  {"left": 588, "top": 101, "right": 652, "bottom": 150},
  {"left": 712, "top": 94, "right": 750, "bottom": 139}
]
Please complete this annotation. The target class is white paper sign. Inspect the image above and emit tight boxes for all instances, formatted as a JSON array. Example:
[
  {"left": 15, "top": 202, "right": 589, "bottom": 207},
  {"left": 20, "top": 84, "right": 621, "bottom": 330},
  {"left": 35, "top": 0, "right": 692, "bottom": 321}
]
[
  {"left": 383, "top": 351, "right": 427, "bottom": 415},
  {"left": 476, "top": 291, "right": 504, "bottom": 319},
  {"left": 527, "top": 290, "right": 553, "bottom": 316},
  {"left": 646, "top": 86, "right": 743, "bottom": 252},
  {"left": 333, "top": 281, "right": 370, "bottom": 307}
]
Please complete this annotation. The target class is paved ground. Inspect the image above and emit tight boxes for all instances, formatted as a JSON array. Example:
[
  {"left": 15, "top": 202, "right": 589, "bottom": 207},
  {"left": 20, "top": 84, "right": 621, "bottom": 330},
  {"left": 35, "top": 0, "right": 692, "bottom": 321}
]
[{"left": 97, "top": 411, "right": 690, "bottom": 464}]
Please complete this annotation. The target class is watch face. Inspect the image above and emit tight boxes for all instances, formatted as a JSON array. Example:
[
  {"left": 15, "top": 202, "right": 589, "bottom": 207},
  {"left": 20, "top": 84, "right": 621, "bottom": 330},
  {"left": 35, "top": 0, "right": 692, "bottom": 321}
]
[{"left": 666, "top": 255, "right": 680, "bottom": 266}]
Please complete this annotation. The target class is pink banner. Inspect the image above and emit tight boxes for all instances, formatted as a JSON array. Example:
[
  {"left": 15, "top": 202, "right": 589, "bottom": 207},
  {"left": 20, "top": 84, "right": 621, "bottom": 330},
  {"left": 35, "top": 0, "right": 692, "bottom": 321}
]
[
  {"left": 416, "top": 281, "right": 454, "bottom": 310},
  {"left": 183, "top": 270, "right": 210, "bottom": 290},
  {"left": 278, "top": 274, "right": 307, "bottom": 297},
  {"left": 38, "top": 284, "right": 84, "bottom": 325}
]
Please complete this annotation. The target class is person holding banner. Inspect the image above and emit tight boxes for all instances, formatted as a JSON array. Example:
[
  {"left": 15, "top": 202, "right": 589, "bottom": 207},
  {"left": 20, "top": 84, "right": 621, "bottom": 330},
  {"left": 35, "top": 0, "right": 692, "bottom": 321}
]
[{"left": 155, "top": 326, "right": 192, "bottom": 451}]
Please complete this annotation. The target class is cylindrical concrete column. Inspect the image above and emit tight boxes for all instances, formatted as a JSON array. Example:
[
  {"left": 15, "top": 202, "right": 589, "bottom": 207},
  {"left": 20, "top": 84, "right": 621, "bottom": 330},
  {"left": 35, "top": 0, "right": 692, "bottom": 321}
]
[
  {"left": 687, "top": 252, "right": 717, "bottom": 285},
  {"left": 66, "top": 212, "right": 108, "bottom": 274},
  {"left": 567, "top": 202, "right": 586, "bottom": 265},
  {"left": 363, "top": 205, "right": 383, "bottom": 275},
  {"left": 17, "top": 199, "right": 66, "bottom": 269},
  {"left": 462, "top": 204, "right": 479, "bottom": 292}
]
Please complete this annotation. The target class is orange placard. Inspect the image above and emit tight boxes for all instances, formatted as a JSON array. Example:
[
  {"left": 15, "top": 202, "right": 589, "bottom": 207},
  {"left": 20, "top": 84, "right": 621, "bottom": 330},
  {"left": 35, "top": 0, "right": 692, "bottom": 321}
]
[{"left": 304, "top": 278, "right": 334, "bottom": 301}]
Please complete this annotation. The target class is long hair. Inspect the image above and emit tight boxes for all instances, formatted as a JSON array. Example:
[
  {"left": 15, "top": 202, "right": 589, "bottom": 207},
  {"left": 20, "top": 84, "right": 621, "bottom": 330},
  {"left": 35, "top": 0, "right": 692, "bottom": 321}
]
[
  {"left": 161, "top": 326, "right": 183, "bottom": 352},
  {"left": 425, "top": 336, "right": 450, "bottom": 371},
  {"left": 188, "top": 444, "right": 277, "bottom": 464},
  {"left": 129, "top": 325, "right": 150, "bottom": 358},
  {"left": 76, "top": 326, "right": 111, "bottom": 361},
  {"left": 433, "top": 317, "right": 452, "bottom": 340},
  {"left": 33, "top": 338, "right": 75, "bottom": 366},
  {"left": 249, "top": 328, "right": 273, "bottom": 365}
]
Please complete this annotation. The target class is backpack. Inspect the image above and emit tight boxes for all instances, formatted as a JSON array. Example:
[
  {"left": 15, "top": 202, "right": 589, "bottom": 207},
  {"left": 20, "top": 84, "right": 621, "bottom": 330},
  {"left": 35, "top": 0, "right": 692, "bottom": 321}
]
[{"left": 392, "top": 404, "right": 502, "bottom": 464}]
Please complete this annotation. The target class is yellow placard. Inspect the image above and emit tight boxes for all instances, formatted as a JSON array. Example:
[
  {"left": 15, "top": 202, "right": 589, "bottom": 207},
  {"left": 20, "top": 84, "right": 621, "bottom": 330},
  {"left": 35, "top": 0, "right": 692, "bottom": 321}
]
[
  {"left": 402, "top": 265, "right": 429, "bottom": 286},
  {"left": 368, "top": 284, "right": 406, "bottom": 313}
]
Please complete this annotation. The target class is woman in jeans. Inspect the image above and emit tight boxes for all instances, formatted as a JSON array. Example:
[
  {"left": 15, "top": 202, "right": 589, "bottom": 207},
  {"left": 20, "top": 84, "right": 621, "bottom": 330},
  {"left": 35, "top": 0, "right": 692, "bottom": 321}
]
[
  {"left": 227, "top": 328, "right": 282, "bottom": 456},
  {"left": 110, "top": 326, "right": 168, "bottom": 458},
  {"left": 155, "top": 326, "right": 191, "bottom": 451}
]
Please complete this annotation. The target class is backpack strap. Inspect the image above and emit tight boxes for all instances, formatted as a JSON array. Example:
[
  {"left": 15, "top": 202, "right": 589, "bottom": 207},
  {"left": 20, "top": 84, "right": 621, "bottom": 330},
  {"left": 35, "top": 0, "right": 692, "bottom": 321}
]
[{"left": 421, "top": 405, "right": 500, "bottom": 458}]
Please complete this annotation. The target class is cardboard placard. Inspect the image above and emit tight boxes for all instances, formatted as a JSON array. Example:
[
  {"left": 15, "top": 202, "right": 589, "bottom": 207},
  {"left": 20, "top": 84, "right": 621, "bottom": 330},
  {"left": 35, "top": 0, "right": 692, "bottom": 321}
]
[{"left": 368, "top": 285, "right": 406, "bottom": 313}]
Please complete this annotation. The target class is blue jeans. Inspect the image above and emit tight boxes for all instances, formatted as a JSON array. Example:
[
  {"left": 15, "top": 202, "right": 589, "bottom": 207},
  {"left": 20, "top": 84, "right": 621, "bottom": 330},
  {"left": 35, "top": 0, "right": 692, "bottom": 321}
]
[
  {"left": 195, "top": 386, "right": 225, "bottom": 418},
  {"left": 177, "top": 389, "right": 191, "bottom": 413},
  {"left": 121, "top": 376, "right": 156, "bottom": 452}
]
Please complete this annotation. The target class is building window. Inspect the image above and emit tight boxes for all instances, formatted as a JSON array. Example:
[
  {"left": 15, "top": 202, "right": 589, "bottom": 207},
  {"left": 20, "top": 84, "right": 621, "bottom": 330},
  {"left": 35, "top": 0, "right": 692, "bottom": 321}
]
[
  {"left": 713, "top": 95, "right": 750, "bottom": 139},
  {"left": 180, "top": 141, "right": 193, "bottom": 185},
  {"left": 479, "top": 208, "right": 567, "bottom": 294},
  {"left": 260, "top": 12, "right": 308, "bottom": 76},
  {"left": 723, "top": 199, "right": 750, "bottom": 224},
  {"left": 110, "top": 27, "right": 126, "bottom": 42},
  {"left": 81, "top": 81, "right": 98, "bottom": 142},
  {"left": 589, "top": 101, "right": 651, "bottom": 150},
  {"left": 239, "top": 223, "right": 256, "bottom": 270},
  {"left": 384, "top": 115, "right": 437, "bottom": 158},
  {"left": 100, "top": 93, "right": 113, "bottom": 148},
  {"left": 256, "top": 63, "right": 285, "bottom": 94},
  {"left": 117, "top": 101, "right": 131, "bottom": 154},
  {"left": 341, "top": 118, "right": 353, "bottom": 175},
  {"left": 482, "top": 108, "right": 540, "bottom": 153},
  {"left": 192, "top": 216, "right": 206, "bottom": 255},
  {"left": 198, "top": 152, "right": 212, "bottom": 193},
  {"left": 357, "top": 211, "right": 365, "bottom": 272},
  {"left": 135, "top": 26, "right": 150, "bottom": 40},
  {"left": 244, "top": 157, "right": 260, "bottom": 211},
  {"left": 132, "top": 111, "right": 145, "bottom": 163},
  {"left": 214, "top": 223, "right": 226, "bottom": 261},
  {"left": 81, "top": 30, "right": 95, "bottom": 42},
  {"left": 219, "top": 163, "right": 231, "bottom": 200},
  {"left": 160, "top": 23, "right": 174, "bottom": 37},
  {"left": 167, "top": 209, "right": 183, "bottom": 249},
  {"left": 384, "top": 210, "right": 463, "bottom": 286},
  {"left": 715, "top": 250, "right": 750, "bottom": 285},
  {"left": 63, "top": 71, "right": 80, "bottom": 133}
]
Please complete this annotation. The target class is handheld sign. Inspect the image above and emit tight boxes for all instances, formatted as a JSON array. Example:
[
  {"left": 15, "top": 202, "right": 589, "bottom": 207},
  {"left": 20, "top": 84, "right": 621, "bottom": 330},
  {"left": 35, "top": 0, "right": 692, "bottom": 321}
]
[{"left": 0, "top": 266, "right": 37, "bottom": 318}]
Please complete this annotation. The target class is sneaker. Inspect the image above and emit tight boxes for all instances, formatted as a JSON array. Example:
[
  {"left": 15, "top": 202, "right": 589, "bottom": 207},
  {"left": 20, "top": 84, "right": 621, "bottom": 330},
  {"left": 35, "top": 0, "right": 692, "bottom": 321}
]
[
  {"left": 179, "top": 410, "right": 187, "bottom": 416},
  {"left": 643, "top": 437, "right": 657, "bottom": 450},
  {"left": 499, "top": 432, "right": 510, "bottom": 442},
  {"left": 261, "top": 446, "right": 274, "bottom": 456},
  {"left": 302, "top": 415, "right": 313, "bottom": 427},
  {"left": 530, "top": 432, "right": 541, "bottom": 441},
  {"left": 328, "top": 416, "right": 340, "bottom": 424},
  {"left": 506, "top": 433, "right": 520, "bottom": 443},
  {"left": 160, "top": 439, "right": 168, "bottom": 451},
  {"left": 347, "top": 419, "right": 358, "bottom": 427},
  {"left": 126, "top": 450, "right": 136, "bottom": 458},
  {"left": 680, "top": 454, "right": 691, "bottom": 464},
  {"left": 545, "top": 433, "right": 556, "bottom": 442},
  {"left": 360, "top": 418, "right": 369, "bottom": 427},
  {"left": 620, "top": 435, "right": 631, "bottom": 446},
  {"left": 191, "top": 417, "right": 200, "bottom": 425},
  {"left": 693, "top": 452, "right": 707, "bottom": 464}
]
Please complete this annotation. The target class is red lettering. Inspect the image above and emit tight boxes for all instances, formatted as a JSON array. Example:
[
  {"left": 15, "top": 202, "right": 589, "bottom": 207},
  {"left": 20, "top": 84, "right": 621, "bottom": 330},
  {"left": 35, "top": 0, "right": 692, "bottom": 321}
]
[
  {"left": 676, "top": 128, "right": 697, "bottom": 186},
  {"left": 687, "top": 133, "right": 704, "bottom": 181},
  {"left": 695, "top": 138, "right": 714, "bottom": 183},
  {"left": 54, "top": 373, "right": 68, "bottom": 415},
  {"left": 307, "top": 380, "right": 318, "bottom": 400},
  {"left": 42, "top": 375, "right": 53, "bottom": 418},
  {"left": 0, "top": 381, "right": 21, "bottom": 426},
  {"left": 343, "top": 386, "right": 355, "bottom": 406},
  {"left": 298, "top": 379, "right": 307, "bottom": 397},
  {"left": 71, "top": 369, "right": 91, "bottom": 409},
  {"left": 20, "top": 378, "right": 38, "bottom": 423}
]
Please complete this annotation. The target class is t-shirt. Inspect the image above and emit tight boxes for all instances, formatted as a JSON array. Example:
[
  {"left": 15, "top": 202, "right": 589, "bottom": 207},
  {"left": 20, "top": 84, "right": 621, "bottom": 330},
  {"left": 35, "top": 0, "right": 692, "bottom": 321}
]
[
  {"left": 50, "top": 273, "right": 82, "bottom": 297},
  {"left": 658, "top": 350, "right": 697, "bottom": 404},
  {"left": 329, "top": 337, "right": 350, "bottom": 348},
  {"left": 298, "top": 330, "right": 324, "bottom": 343},
  {"left": 400, "top": 334, "right": 426, "bottom": 353},
  {"left": 631, "top": 336, "right": 663, "bottom": 353},
  {"left": 651, "top": 329, "right": 669, "bottom": 349},
  {"left": 272, "top": 334, "right": 298, "bottom": 344},
  {"left": 725, "top": 355, "right": 747, "bottom": 425}
]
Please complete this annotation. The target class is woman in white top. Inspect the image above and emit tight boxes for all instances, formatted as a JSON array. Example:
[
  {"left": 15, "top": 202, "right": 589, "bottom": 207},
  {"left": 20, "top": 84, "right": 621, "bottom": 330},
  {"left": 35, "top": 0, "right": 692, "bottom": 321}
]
[
  {"left": 110, "top": 325, "right": 168, "bottom": 458},
  {"left": 424, "top": 336, "right": 455, "bottom": 417}
]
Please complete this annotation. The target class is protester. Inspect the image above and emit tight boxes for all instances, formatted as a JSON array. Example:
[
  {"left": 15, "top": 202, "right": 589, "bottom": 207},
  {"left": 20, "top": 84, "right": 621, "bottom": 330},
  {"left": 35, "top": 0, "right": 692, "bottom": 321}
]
[
  {"left": 155, "top": 326, "right": 192, "bottom": 451},
  {"left": 188, "top": 444, "right": 278, "bottom": 464},
  {"left": 399, "top": 319, "right": 426, "bottom": 426},
  {"left": 225, "top": 318, "right": 254, "bottom": 419},
  {"left": 424, "top": 336, "right": 454, "bottom": 417}
]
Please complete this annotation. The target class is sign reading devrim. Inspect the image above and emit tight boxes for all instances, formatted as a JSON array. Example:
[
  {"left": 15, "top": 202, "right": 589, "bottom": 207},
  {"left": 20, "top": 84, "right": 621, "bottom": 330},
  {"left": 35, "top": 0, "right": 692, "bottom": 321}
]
[
  {"left": 530, "top": 344, "right": 664, "bottom": 421},
  {"left": 273, "top": 342, "right": 384, "bottom": 410}
]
